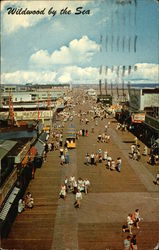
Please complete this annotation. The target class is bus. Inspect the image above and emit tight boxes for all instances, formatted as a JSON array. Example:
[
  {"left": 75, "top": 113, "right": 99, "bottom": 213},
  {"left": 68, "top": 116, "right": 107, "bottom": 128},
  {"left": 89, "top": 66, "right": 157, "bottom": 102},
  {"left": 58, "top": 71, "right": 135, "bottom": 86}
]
[{"left": 66, "top": 125, "right": 76, "bottom": 149}]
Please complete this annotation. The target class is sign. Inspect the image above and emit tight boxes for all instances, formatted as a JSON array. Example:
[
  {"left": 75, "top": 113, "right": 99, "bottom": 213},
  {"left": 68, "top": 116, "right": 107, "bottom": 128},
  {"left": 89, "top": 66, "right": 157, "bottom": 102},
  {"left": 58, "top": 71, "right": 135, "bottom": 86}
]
[
  {"left": 14, "top": 110, "right": 54, "bottom": 121},
  {"left": 0, "top": 169, "right": 17, "bottom": 206},
  {"left": 131, "top": 113, "right": 145, "bottom": 123}
]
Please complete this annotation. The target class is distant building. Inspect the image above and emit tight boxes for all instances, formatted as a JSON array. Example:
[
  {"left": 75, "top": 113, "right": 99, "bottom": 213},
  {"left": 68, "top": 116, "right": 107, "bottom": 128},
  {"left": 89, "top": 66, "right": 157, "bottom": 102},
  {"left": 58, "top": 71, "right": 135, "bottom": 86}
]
[
  {"left": 87, "top": 88, "right": 96, "bottom": 96},
  {"left": 123, "top": 87, "right": 159, "bottom": 147},
  {"left": 0, "top": 84, "right": 68, "bottom": 128},
  {"left": 128, "top": 88, "right": 159, "bottom": 114}
]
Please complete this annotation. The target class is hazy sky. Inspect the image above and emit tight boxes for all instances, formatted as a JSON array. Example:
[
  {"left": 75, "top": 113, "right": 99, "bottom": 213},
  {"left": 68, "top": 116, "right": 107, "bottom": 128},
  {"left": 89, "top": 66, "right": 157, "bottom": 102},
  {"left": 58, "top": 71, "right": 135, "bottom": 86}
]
[{"left": 1, "top": 0, "right": 159, "bottom": 85}]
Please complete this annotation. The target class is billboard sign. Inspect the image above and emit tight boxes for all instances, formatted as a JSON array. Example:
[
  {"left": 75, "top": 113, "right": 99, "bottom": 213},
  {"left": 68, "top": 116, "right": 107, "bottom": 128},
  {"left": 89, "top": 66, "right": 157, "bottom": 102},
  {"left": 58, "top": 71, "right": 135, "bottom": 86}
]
[{"left": 131, "top": 113, "right": 145, "bottom": 123}]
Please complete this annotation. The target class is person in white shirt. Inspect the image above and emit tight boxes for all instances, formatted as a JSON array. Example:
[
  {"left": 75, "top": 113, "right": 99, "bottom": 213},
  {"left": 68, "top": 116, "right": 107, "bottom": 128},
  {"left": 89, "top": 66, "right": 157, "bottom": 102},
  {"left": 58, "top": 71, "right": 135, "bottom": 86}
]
[
  {"left": 59, "top": 184, "right": 66, "bottom": 200},
  {"left": 127, "top": 213, "right": 133, "bottom": 234},
  {"left": 156, "top": 171, "right": 159, "bottom": 185},
  {"left": 131, "top": 144, "right": 136, "bottom": 155},
  {"left": 105, "top": 125, "right": 108, "bottom": 133},
  {"left": 74, "top": 190, "right": 82, "bottom": 208},
  {"left": 73, "top": 180, "right": 78, "bottom": 194},
  {"left": 18, "top": 199, "right": 25, "bottom": 213},
  {"left": 110, "top": 160, "right": 115, "bottom": 171},
  {"left": 77, "top": 178, "right": 83, "bottom": 191},
  {"left": 103, "top": 151, "right": 108, "bottom": 161},
  {"left": 64, "top": 176, "right": 68, "bottom": 192},
  {"left": 143, "top": 146, "right": 148, "bottom": 156},
  {"left": 69, "top": 175, "right": 75, "bottom": 190},
  {"left": 84, "top": 178, "right": 90, "bottom": 194}
]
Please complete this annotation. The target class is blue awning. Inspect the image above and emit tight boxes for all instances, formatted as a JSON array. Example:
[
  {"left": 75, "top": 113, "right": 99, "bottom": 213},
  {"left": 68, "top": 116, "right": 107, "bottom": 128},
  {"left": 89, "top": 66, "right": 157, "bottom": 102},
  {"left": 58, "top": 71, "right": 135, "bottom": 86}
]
[
  {"left": 34, "top": 141, "right": 44, "bottom": 157},
  {"left": 38, "top": 132, "right": 47, "bottom": 143}
]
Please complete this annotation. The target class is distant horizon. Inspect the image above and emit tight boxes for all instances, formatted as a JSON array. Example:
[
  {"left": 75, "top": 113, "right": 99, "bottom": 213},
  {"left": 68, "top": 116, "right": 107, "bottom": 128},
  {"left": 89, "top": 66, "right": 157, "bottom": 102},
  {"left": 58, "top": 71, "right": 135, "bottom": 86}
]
[{"left": 1, "top": 82, "right": 159, "bottom": 89}]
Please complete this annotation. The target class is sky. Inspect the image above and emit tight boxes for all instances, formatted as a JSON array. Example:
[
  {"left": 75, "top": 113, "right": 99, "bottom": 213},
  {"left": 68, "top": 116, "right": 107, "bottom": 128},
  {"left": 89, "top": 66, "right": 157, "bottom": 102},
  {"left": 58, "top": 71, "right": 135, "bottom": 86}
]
[{"left": 1, "top": 0, "right": 159, "bottom": 85}]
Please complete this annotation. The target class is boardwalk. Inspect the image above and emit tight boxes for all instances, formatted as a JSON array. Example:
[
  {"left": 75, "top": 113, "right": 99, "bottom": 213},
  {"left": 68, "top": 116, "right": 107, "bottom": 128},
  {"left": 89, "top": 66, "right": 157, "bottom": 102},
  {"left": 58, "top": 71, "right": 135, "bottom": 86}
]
[{"left": 1, "top": 92, "right": 159, "bottom": 250}]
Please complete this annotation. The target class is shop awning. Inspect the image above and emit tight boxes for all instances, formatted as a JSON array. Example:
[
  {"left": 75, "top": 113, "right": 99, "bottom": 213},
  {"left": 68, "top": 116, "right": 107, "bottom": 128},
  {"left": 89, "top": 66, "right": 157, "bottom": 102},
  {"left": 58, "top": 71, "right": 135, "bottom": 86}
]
[
  {"left": 29, "top": 146, "right": 37, "bottom": 161},
  {"left": 22, "top": 155, "right": 28, "bottom": 166},
  {"left": 34, "top": 141, "right": 44, "bottom": 157},
  {"left": 38, "top": 132, "right": 48, "bottom": 143}
]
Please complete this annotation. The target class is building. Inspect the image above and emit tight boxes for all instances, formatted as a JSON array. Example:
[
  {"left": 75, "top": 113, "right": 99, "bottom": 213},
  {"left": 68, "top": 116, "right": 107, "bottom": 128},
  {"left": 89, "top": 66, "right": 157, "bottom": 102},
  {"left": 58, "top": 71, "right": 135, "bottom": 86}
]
[
  {"left": 128, "top": 88, "right": 159, "bottom": 114},
  {"left": 0, "top": 125, "right": 48, "bottom": 237},
  {"left": 0, "top": 84, "right": 68, "bottom": 130},
  {"left": 87, "top": 88, "right": 97, "bottom": 96},
  {"left": 119, "top": 87, "right": 159, "bottom": 147}
]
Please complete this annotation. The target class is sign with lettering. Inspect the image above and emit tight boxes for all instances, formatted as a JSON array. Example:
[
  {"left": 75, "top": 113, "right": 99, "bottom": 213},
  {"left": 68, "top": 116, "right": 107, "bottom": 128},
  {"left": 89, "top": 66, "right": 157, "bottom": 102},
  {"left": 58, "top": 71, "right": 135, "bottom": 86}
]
[
  {"left": 14, "top": 110, "right": 54, "bottom": 121},
  {"left": 131, "top": 113, "right": 145, "bottom": 123}
]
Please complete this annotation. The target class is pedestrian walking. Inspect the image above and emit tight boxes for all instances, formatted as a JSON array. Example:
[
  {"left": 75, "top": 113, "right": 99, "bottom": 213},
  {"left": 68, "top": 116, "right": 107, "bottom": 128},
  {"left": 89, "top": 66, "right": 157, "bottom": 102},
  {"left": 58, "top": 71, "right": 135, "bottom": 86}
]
[
  {"left": 143, "top": 146, "right": 148, "bottom": 156},
  {"left": 65, "top": 152, "right": 70, "bottom": 164},
  {"left": 64, "top": 177, "right": 68, "bottom": 192},
  {"left": 60, "top": 154, "right": 65, "bottom": 165},
  {"left": 127, "top": 213, "right": 133, "bottom": 234},
  {"left": 116, "top": 157, "right": 122, "bottom": 172},
  {"left": 74, "top": 189, "right": 82, "bottom": 208},
  {"left": 123, "top": 235, "right": 131, "bottom": 250},
  {"left": 136, "top": 149, "right": 141, "bottom": 161},
  {"left": 131, "top": 234, "right": 138, "bottom": 250},
  {"left": 59, "top": 184, "right": 66, "bottom": 200},
  {"left": 132, "top": 209, "right": 141, "bottom": 229},
  {"left": 90, "top": 153, "right": 95, "bottom": 165},
  {"left": 156, "top": 171, "right": 159, "bottom": 185},
  {"left": 84, "top": 178, "right": 90, "bottom": 194}
]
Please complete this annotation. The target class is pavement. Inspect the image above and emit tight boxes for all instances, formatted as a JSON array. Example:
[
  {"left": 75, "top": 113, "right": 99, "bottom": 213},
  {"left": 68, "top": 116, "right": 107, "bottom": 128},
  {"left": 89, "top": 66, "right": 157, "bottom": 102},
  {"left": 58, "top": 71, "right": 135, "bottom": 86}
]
[{"left": 1, "top": 91, "right": 159, "bottom": 250}]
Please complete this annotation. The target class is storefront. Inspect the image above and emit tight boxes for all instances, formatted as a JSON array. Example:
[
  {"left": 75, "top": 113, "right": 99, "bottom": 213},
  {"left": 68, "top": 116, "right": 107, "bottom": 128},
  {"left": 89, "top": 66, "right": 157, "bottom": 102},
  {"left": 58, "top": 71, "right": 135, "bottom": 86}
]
[{"left": 0, "top": 169, "right": 20, "bottom": 238}]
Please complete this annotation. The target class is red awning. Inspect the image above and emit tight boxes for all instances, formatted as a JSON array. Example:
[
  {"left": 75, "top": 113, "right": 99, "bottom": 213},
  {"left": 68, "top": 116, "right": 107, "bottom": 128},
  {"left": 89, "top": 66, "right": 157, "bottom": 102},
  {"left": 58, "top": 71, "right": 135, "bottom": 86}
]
[{"left": 29, "top": 146, "right": 37, "bottom": 161}]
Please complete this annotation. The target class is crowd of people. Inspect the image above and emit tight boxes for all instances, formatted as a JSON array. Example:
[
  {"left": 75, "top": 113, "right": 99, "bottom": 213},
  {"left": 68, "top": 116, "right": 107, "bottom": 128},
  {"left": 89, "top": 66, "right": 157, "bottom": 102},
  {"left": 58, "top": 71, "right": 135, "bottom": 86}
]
[
  {"left": 18, "top": 192, "right": 34, "bottom": 213},
  {"left": 84, "top": 151, "right": 122, "bottom": 172},
  {"left": 130, "top": 144, "right": 141, "bottom": 161},
  {"left": 123, "top": 234, "right": 137, "bottom": 250},
  {"left": 59, "top": 176, "right": 90, "bottom": 208},
  {"left": 122, "top": 209, "right": 142, "bottom": 249},
  {"left": 16, "top": 92, "right": 158, "bottom": 249}
]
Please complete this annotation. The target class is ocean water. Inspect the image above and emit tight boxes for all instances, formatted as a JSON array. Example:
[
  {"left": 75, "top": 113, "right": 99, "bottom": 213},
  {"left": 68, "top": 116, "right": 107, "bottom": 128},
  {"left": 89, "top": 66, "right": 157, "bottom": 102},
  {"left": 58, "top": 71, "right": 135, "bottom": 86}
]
[{"left": 129, "top": 83, "right": 159, "bottom": 89}]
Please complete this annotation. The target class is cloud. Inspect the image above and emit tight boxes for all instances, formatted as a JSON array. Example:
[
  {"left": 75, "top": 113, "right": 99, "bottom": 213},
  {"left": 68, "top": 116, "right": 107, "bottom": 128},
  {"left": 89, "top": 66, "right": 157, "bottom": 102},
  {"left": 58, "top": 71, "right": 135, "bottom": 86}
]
[
  {"left": 2, "top": 1, "right": 90, "bottom": 34},
  {"left": 98, "top": 63, "right": 159, "bottom": 84},
  {"left": 2, "top": 63, "right": 158, "bottom": 85},
  {"left": 1, "top": 70, "right": 57, "bottom": 85},
  {"left": 3, "top": 12, "right": 44, "bottom": 34},
  {"left": 29, "top": 36, "right": 99, "bottom": 67},
  {"left": 125, "top": 63, "right": 159, "bottom": 83},
  {"left": 1, "top": 66, "right": 99, "bottom": 85},
  {"left": 57, "top": 66, "right": 99, "bottom": 83},
  {"left": 58, "top": 73, "right": 72, "bottom": 83}
]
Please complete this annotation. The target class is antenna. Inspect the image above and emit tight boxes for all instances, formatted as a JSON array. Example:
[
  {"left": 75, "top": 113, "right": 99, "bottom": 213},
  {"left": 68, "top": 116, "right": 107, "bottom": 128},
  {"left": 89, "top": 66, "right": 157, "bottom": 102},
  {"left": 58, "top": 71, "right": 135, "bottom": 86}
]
[
  {"left": 128, "top": 37, "right": 131, "bottom": 52},
  {"left": 105, "top": 35, "right": 108, "bottom": 52},
  {"left": 117, "top": 35, "right": 120, "bottom": 52},
  {"left": 99, "top": 79, "right": 102, "bottom": 95},
  {"left": 100, "top": 34, "right": 103, "bottom": 52},
  {"left": 105, "top": 79, "right": 108, "bottom": 95},
  {"left": 134, "top": 35, "right": 137, "bottom": 52}
]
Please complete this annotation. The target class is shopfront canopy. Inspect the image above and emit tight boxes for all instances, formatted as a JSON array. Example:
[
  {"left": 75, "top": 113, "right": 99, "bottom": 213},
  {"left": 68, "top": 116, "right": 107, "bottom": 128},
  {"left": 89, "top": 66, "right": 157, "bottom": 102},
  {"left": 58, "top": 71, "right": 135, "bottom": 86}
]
[
  {"left": 0, "top": 140, "right": 17, "bottom": 160},
  {"left": 34, "top": 141, "right": 44, "bottom": 157}
]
